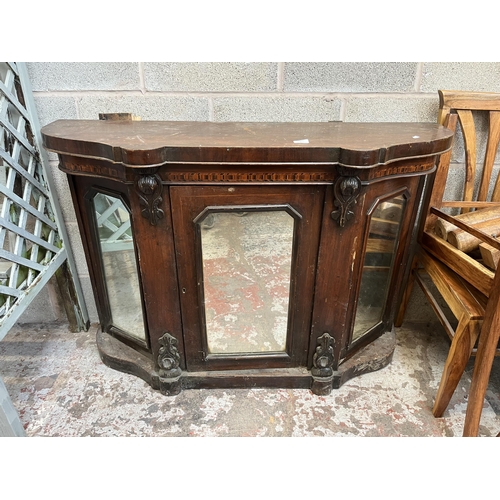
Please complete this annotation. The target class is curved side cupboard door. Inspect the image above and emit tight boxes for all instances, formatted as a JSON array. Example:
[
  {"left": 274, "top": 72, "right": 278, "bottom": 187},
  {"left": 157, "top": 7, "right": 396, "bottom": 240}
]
[
  {"left": 74, "top": 178, "right": 150, "bottom": 350},
  {"left": 352, "top": 193, "right": 407, "bottom": 343},
  {"left": 91, "top": 191, "right": 147, "bottom": 342}
]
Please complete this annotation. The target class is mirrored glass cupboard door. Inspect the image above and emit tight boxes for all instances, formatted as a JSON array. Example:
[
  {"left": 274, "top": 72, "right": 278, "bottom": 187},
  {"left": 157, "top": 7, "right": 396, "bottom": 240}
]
[
  {"left": 170, "top": 185, "right": 325, "bottom": 371},
  {"left": 352, "top": 193, "right": 406, "bottom": 342}
]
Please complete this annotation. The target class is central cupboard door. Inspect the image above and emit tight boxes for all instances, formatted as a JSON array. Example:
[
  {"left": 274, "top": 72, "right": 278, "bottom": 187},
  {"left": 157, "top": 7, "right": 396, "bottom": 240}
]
[{"left": 170, "top": 185, "right": 325, "bottom": 371}]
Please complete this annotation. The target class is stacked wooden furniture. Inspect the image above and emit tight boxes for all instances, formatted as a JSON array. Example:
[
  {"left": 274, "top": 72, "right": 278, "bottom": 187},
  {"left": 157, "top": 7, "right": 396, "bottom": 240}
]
[{"left": 396, "top": 90, "right": 500, "bottom": 437}]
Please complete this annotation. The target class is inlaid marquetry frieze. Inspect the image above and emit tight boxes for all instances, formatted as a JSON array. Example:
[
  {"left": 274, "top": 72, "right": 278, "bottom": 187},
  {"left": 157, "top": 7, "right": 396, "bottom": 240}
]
[
  {"left": 369, "top": 160, "right": 434, "bottom": 179},
  {"left": 162, "top": 171, "right": 334, "bottom": 183},
  {"left": 59, "top": 157, "right": 124, "bottom": 181}
]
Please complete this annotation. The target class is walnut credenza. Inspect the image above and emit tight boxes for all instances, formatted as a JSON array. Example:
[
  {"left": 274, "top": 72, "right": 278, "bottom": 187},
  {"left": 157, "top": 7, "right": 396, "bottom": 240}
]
[{"left": 42, "top": 120, "right": 453, "bottom": 395}]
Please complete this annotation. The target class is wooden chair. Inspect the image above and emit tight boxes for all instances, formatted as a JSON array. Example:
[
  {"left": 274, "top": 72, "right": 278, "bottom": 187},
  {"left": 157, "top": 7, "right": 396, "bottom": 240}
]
[{"left": 396, "top": 90, "right": 500, "bottom": 436}]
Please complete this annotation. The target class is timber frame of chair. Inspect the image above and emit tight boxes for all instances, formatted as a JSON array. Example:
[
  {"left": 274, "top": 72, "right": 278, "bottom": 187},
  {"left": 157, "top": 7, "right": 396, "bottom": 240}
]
[{"left": 396, "top": 90, "right": 500, "bottom": 437}]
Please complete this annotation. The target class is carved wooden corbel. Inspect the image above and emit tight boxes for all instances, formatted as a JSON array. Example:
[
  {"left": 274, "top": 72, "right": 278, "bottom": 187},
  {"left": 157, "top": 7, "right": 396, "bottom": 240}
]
[
  {"left": 157, "top": 332, "right": 182, "bottom": 379},
  {"left": 311, "top": 332, "right": 336, "bottom": 396},
  {"left": 136, "top": 173, "right": 164, "bottom": 225},
  {"left": 312, "top": 333, "right": 335, "bottom": 378},
  {"left": 331, "top": 176, "right": 362, "bottom": 227}
]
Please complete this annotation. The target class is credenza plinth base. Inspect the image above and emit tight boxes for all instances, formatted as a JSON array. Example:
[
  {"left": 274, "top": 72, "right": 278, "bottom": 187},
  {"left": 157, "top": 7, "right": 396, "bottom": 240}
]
[{"left": 96, "top": 328, "right": 396, "bottom": 396}]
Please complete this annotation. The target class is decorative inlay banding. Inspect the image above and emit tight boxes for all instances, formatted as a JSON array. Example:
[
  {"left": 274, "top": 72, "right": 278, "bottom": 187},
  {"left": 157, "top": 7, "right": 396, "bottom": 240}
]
[{"left": 164, "top": 171, "right": 331, "bottom": 183}]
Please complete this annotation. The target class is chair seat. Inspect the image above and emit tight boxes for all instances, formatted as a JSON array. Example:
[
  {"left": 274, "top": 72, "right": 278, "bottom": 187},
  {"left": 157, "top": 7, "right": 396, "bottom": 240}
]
[{"left": 417, "top": 247, "right": 486, "bottom": 324}]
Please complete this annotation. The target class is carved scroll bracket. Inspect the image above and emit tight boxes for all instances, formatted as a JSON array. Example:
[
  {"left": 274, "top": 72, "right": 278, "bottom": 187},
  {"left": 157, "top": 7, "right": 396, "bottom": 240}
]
[
  {"left": 312, "top": 333, "right": 335, "bottom": 378},
  {"left": 157, "top": 332, "right": 182, "bottom": 379},
  {"left": 331, "top": 176, "right": 362, "bottom": 227},
  {"left": 311, "top": 332, "right": 336, "bottom": 396},
  {"left": 156, "top": 332, "right": 183, "bottom": 396},
  {"left": 136, "top": 173, "right": 164, "bottom": 225}
]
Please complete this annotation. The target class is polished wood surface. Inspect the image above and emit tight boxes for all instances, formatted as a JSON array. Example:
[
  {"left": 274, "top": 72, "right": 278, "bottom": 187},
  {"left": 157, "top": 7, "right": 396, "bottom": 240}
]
[{"left": 42, "top": 120, "right": 453, "bottom": 167}]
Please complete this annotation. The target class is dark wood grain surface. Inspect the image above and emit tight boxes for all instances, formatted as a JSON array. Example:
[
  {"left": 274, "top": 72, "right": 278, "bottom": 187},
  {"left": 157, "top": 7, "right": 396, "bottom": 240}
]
[{"left": 42, "top": 120, "right": 453, "bottom": 167}]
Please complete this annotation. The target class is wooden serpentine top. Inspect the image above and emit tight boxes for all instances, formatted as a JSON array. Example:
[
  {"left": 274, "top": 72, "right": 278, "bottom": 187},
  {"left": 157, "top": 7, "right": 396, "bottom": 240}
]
[{"left": 42, "top": 120, "right": 454, "bottom": 168}]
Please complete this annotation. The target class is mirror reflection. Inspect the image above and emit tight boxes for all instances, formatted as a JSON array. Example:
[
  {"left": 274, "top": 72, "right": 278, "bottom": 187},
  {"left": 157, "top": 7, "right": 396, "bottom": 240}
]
[
  {"left": 199, "top": 210, "right": 294, "bottom": 354},
  {"left": 93, "top": 192, "right": 146, "bottom": 341},
  {"left": 352, "top": 195, "right": 405, "bottom": 341}
]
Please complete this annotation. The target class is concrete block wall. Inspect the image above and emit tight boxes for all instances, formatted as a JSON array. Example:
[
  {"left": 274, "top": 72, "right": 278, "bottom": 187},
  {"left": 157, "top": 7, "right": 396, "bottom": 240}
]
[{"left": 18, "top": 62, "right": 500, "bottom": 325}]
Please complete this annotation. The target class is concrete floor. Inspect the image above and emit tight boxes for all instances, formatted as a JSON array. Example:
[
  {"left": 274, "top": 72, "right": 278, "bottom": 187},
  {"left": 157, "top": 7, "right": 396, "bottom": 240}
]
[{"left": 0, "top": 319, "right": 498, "bottom": 437}]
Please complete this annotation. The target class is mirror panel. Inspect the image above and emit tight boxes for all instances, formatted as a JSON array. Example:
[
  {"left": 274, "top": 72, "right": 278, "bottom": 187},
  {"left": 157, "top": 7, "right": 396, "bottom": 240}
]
[
  {"left": 352, "top": 195, "right": 406, "bottom": 341},
  {"left": 199, "top": 210, "right": 294, "bottom": 354},
  {"left": 92, "top": 192, "right": 146, "bottom": 341}
]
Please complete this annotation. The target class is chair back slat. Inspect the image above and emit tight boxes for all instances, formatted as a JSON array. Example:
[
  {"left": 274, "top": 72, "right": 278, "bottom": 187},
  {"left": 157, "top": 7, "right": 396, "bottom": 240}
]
[
  {"left": 485, "top": 111, "right": 500, "bottom": 202},
  {"left": 423, "top": 112, "right": 458, "bottom": 233},
  {"left": 436, "top": 91, "right": 500, "bottom": 216},
  {"left": 456, "top": 109, "right": 477, "bottom": 213}
]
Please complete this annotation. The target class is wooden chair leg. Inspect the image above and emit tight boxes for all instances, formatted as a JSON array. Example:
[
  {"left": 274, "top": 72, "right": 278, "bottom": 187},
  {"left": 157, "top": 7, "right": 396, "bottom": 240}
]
[
  {"left": 395, "top": 254, "right": 419, "bottom": 327},
  {"left": 463, "top": 267, "right": 500, "bottom": 437},
  {"left": 433, "top": 316, "right": 481, "bottom": 417},
  {"left": 463, "top": 321, "right": 500, "bottom": 436}
]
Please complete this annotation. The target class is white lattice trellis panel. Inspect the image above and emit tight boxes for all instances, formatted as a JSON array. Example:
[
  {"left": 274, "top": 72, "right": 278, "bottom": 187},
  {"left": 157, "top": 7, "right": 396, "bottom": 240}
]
[
  {"left": 0, "top": 62, "right": 88, "bottom": 336},
  {"left": 0, "top": 62, "right": 88, "bottom": 437}
]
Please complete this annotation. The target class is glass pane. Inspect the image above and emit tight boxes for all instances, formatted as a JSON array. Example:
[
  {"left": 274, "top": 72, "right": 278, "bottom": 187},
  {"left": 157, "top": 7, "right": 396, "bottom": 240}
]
[
  {"left": 199, "top": 210, "right": 294, "bottom": 354},
  {"left": 93, "top": 192, "right": 146, "bottom": 341},
  {"left": 352, "top": 195, "right": 405, "bottom": 341}
]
